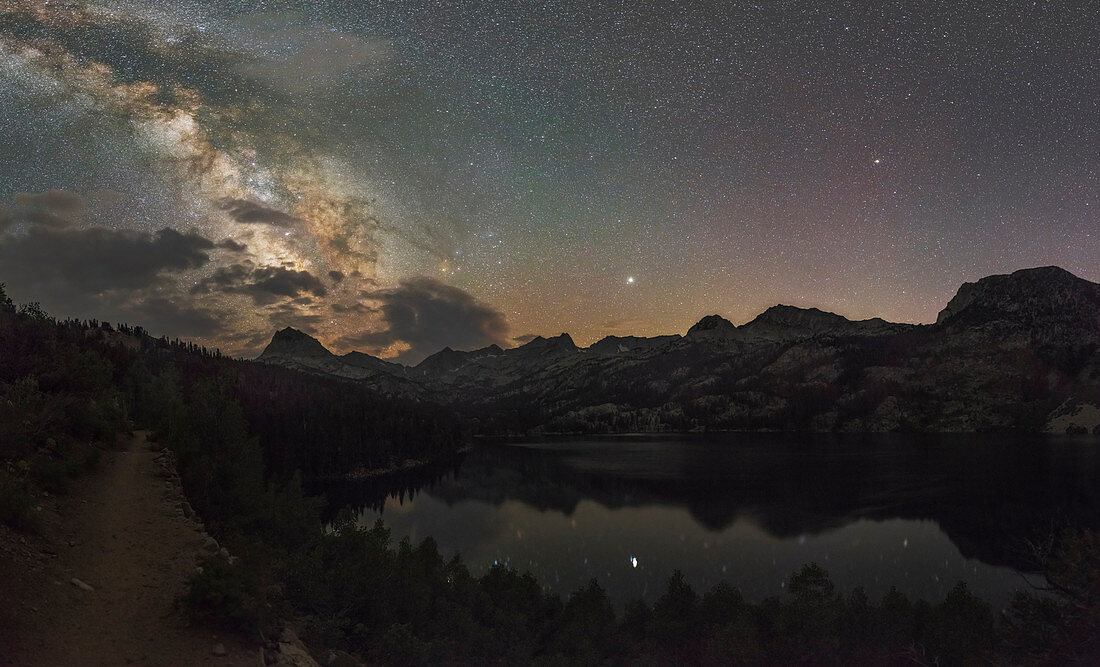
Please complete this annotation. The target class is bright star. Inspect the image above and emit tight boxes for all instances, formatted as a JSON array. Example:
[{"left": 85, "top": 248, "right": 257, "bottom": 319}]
[{"left": 626, "top": 276, "right": 635, "bottom": 284}]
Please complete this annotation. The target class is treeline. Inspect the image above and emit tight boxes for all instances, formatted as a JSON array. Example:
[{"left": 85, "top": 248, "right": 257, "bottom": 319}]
[
  {"left": 126, "top": 332, "right": 468, "bottom": 481},
  {"left": 195, "top": 504, "right": 1100, "bottom": 665},
  {"left": 278, "top": 520, "right": 1005, "bottom": 664},
  {"left": 0, "top": 293, "right": 125, "bottom": 527},
  {"left": 230, "top": 363, "right": 466, "bottom": 478},
  {"left": 0, "top": 282, "right": 467, "bottom": 529}
]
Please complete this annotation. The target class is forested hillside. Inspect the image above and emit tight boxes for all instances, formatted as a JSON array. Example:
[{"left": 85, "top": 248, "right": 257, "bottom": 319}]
[{"left": 0, "top": 283, "right": 466, "bottom": 486}]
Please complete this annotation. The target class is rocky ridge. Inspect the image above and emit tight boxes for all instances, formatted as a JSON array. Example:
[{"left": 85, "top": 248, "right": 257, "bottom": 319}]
[{"left": 257, "top": 267, "right": 1100, "bottom": 434}]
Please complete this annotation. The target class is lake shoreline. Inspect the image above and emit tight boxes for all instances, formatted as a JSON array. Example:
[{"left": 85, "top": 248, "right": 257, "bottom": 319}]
[
  {"left": 309, "top": 445, "right": 472, "bottom": 482},
  {"left": 343, "top": 433, "right": 1100, "bottom": 611}
]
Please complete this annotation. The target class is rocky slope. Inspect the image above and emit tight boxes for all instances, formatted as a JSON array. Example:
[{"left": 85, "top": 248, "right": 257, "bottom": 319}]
[
  {"left": 258, "top": 327, "right": 425, "bottom": 399},
  {"left": 257, "top": 267, "right": 1100, "bottom": 434}
]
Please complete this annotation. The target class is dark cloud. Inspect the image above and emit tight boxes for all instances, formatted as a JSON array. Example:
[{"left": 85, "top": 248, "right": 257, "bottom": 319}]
[
  {"left": 221, "top": 330, "right": 278, "bottom": 358},
  {"left": 0, "top": 189, "right": 224, "bottom": 343},
  {"left": 192, "top": 263, "right": 327, "bottom": 305},
  {"left": 336, "top": 276, "right": 510, "bottom": 364},
  {"left": 331, "top": 302, "right": 374, "bottom": 314},
  {"left": 14, "top": 189, "right": 86, "bottom": 214},
  {"left": 251, "top": 266, "right": 327, "bottom": 301},
  {"left": 118, "top": 297, "right": 226, "bottom": 340},
  {"left": 10, "top": 189, "right": 88, "bottom": 229},
  {"left": 266, "top": 303, "right": 324, "bottom": 334},
  {"left": 219, "top": 198, "right": 302, "bottom": 227},
  {"left": 215, "top": 238, "right": 248, "bottom": 252},
  {"left": 328, "top": 270, "right": 345, "bottom": 282},
  {"left": 0, "top": 225, "right": 214, "bottom": 296},
  {"left": 191, "top": 264, "right": 251, "bottom": 293},
  {"left": 4, "top": 194, "right": 211, "bottom": 289}
]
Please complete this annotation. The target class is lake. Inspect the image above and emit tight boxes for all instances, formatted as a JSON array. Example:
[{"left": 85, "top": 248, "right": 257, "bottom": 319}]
[{"left": 325, "top": 433, "right": 1100, "bottom": 610}]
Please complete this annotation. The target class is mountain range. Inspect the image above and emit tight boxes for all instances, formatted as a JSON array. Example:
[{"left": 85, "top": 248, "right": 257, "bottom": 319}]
[{"left": 258, "top": 266, "right": 1100, "bottom": 434}]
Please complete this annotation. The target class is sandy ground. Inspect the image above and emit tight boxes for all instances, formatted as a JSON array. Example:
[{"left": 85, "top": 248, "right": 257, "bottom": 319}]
[{"left": 0, "top": 432, "right": 259, "bottom": 666}]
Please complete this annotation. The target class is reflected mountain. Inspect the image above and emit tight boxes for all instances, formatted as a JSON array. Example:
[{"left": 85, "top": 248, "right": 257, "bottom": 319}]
[{"left": 317, "top": 434, "right": 1100, "bottom": 573}]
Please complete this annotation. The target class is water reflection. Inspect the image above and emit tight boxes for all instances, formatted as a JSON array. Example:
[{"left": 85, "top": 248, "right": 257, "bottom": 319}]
[{"left": 316, "top": 433, "right": 1100, "bottom": 609}]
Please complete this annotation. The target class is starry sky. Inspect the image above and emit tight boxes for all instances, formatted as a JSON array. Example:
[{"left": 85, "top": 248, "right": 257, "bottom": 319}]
[{"left": 0, "top": 1, "right": 1096, "bottom": 362}]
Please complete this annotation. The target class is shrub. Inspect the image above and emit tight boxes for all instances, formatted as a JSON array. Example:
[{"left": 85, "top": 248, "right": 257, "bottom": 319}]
[{"left": 184, "top": 554, "right": 278, "bottom": 634}]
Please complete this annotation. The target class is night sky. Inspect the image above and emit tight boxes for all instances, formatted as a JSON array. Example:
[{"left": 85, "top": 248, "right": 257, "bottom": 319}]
[{"left": 0, "top": 1, "right": 1096, "bottom": 362}]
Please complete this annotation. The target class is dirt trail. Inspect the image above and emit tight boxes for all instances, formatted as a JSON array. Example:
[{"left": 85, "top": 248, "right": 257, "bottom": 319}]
[{"left": 0, "top": 432, "right": 257, "bottom": 666}]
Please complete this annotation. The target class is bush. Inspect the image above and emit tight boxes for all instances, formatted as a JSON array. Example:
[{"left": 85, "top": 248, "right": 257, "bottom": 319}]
[
  {"left": 1005, "top": 529, "right": 1100, "bottom": 662},
  {"left": 184, "top": 554, "right": 279, "bottom": 634}
]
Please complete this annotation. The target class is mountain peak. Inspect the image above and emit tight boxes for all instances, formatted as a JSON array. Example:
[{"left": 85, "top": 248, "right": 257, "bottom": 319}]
[
  {"left": 271, "top": 326, "right": 310, "bottom": 341},
  {"left": 416, "top": 346, "right": 464, "bottom": 371},
  {"left": 687, "top": 314, "right": 735, "bottom": 334},
  {"left": 259, "top": 327, "right": 332, "bottom": 359},
  {"left": 936, "top": 266, "right": 1100, "bottom": 328},
  {"left": 513, "top": 332, "right": 578, "bottom": 354},
  {"left": 540, "top": 332, "right": 577, "bottom": 349},
  {"left": 416, "top": 343, "right": 507, "bottom": 373},
  {"left": 748, "top": 305, "right": 849, "bottom": 328},
  {"left": 588, "top": 334, "right": 682, "bottom": 355}
]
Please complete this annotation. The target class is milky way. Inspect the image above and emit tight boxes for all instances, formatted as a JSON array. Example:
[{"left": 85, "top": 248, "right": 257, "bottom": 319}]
[{"left": 0, "top": 1, "right": 1096, "bottom": 361}]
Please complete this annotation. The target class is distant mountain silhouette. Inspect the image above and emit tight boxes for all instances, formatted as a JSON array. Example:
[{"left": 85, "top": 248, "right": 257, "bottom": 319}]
[{"left": 259, "top": 266, "right": 1100, "bottom": 434}]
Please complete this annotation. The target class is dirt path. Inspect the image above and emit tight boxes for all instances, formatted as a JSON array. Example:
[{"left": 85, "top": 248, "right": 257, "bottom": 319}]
[{"left": 0, "top": 432, "right": 258, "bottom": 665}]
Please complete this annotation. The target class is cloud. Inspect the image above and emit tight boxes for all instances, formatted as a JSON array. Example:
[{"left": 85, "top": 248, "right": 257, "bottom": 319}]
[
  {"left": 192, "top": 263, "right": 327, "bottom": 305},
  {"left": 328, "top": 270, "right": 345, "bottom": 282},
  {"left": 331, "top": 301, "right": 374, "bottom": 314},
  {"left": 0, "top": 224, "right": 214, "bottom": 296},
  {"left": 14, "top": 189, "right": 86, "bottom": 214},
  {"left": 220, "top": 330, "right": 279, "bottom": 358},
  {"left": 215, "top": 238, "right": 248, "bottom": 252},
  {"left": 265, "top": 303, "right": 325, "bottom": 334},
  {"left": 118, "top": 297, "right": 225, "bottom": 339},
  {"left": 10, "top": 189, "right": 88, "bottom": 229},
  {"left": 512, "top": 334, "right": 541, "bottom": 345},
  {"left": 192, "top": 263, "right": 251, "bottom": 292},
  {"left": 219, "top": 198, "right": 302, "bottom": 226},
  {"left": 249, "top": 266, "right": 327, "bottom": 301},
  {"left": 336, "top": 276, "right": 510, "bottom": 364},
  {"left": 0, "top": 188, "right": 229, "bottom": 341},
  {"left": 231, "top": 18, "right": 396, "bottom": 94}
]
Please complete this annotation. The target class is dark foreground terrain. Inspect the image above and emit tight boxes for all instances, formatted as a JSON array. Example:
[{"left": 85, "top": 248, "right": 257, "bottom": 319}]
[{"left": 2, "top": 279, "right": 1099, "bottom": 664}]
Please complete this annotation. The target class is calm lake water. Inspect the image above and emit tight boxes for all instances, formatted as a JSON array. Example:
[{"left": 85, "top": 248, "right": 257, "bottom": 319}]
[{"left": 327, "top": 434, "right": 1100, "bottom": 610}]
